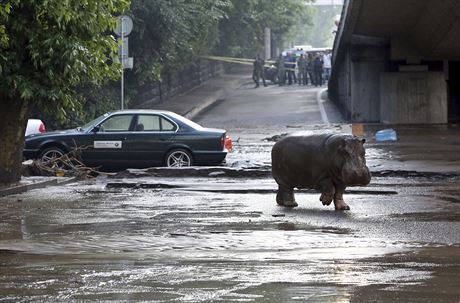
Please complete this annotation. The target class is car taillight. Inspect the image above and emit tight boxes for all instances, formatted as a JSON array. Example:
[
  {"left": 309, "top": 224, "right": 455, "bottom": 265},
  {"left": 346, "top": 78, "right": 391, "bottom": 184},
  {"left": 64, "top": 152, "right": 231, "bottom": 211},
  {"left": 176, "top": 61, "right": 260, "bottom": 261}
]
[
  {"left": 220, "top": 135, "right": 225, "bottom": 149},
  {"left": 225, "top": 135, "right": 233, "bottom": 152},
  {"left": 220, "top": 134, "right": 233, "bottom": 152},
  {"left": 39, "top": 123, "right": 46, "bottom": 133}
]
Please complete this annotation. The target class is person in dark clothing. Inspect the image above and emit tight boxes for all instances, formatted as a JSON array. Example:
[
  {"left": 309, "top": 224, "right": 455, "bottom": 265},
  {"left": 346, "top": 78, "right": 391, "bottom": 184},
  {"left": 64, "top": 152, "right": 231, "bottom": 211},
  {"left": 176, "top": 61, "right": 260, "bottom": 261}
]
[
  {"left": 284, "top": 53, "right": 292, "bottom": 85},
  {"left": 253, "top": 55, "right": 267, "bottom": 88},
  {"left": 313, "top": 54, "right": 323, "bottom": 87},
  {"left": 276, "top": 54, "right": 285, "bottom": 86},
  {"left": 291, "top": 55, "right": 297, "bottom": 84},
  {"left": 307, "top": 53, "right": 314, "bottom": 86},
  {"left": 297, "top": 54, "right": 307, "bottom": 86},
  {"left": 285, "top": 53, "right": 297, "bottom": 85}
]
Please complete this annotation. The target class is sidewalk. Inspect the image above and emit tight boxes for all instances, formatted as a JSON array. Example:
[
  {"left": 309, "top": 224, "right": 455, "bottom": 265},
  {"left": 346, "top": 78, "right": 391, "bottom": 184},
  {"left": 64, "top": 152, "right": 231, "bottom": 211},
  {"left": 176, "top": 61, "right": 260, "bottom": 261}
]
[
  {"left": 0, "top": 176, "right": 77, "bottom": 197},
  {"left": 155, "top": 66, "right": 252, "bottom": 120}
]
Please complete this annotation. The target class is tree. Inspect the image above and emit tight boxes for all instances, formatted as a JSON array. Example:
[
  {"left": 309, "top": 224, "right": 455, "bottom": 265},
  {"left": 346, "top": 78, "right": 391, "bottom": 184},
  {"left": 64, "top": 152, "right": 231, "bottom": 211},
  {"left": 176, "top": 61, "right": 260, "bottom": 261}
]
[
  {"left": 0, "top": 0, "right": 129, "bottom": 184},
  {"left": 27, "top": 0, "right": 313, "bottom": 130},
  {"left": 30, "top": 0, "right": 231, "bottom": 129},
  {"left": 297, "top": 5, "right": 342, "bottom": 48},
  {"left": 217, "top": 0, "right": 313, "bottom": 57},
  {"left": 126, "top": 0, "right": 230, "bottom": 88},
  {"left": 123, "top": 0, "right": 313, "bottom": 105}
]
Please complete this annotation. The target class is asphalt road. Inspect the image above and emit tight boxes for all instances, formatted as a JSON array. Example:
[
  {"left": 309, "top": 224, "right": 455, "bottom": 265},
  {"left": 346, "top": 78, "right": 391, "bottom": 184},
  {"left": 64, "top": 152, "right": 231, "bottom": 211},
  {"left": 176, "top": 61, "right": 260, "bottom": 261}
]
[
  {"left": 196, "top": 81, "right": 345, "bottom": 133},
  {"left": 0, "top": 83, "right": 459, "bottom": 302},
  {"left": 0, "top": 177, "right": 458, "bottom": 302}
]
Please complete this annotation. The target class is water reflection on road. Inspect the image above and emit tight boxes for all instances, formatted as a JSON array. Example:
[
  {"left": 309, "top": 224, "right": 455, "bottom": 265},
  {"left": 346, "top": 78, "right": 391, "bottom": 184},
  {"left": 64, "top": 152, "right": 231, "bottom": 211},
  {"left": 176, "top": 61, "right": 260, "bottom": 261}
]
[{"left": 0, "top": 177, "right": 459, "bottom": 302}]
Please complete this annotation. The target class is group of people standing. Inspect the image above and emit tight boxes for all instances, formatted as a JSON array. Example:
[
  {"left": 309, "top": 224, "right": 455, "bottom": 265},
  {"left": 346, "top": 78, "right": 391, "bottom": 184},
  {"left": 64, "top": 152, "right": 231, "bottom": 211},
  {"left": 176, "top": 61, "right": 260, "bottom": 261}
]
[
  {"left": 252, "top": 51, "right": 332, "bottom": 88},
  {"left": 276, "top": 51, "right": 331, "bottom": 87}
]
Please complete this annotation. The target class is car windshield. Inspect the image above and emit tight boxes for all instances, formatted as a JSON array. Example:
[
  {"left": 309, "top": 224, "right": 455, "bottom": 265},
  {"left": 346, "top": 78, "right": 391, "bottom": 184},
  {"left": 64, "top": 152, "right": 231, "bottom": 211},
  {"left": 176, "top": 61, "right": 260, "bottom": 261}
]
[
  {"left": 167, "top": 112, "right": 204, "bottom": 130},
  {"left": 79, "top": 113, "right": 110, "bottom": 131}
]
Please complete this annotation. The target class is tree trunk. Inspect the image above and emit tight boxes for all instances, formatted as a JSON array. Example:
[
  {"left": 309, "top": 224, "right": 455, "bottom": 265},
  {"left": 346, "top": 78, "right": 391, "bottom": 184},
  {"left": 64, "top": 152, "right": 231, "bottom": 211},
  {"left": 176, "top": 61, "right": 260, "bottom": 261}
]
[{"left": 0, "top": 97, "right": 29, "bottom": 185}]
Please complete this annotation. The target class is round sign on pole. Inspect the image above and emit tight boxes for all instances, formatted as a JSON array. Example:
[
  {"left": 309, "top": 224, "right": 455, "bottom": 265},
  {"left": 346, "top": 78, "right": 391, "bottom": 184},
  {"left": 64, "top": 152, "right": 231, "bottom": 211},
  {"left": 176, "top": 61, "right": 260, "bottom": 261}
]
[{"left": 115, "top": 15, "right": 133, "bottom": 36}]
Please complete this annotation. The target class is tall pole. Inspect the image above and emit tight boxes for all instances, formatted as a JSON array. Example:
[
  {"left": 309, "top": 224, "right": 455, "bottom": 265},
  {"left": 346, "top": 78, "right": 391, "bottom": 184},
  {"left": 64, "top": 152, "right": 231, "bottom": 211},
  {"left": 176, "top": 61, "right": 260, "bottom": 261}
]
[
  {"left": 264, "top": 27, "right": 271, "bottom": 60},
  {"left": 115, "top": 14, "right": 132, "bottom": 111},
  {"left": 121, "top": 16, "right": 124, "bottom": 110}
]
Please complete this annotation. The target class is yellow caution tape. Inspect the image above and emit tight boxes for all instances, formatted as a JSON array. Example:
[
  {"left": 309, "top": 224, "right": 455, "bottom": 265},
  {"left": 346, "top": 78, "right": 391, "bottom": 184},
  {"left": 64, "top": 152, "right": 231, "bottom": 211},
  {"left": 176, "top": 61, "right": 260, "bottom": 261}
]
[{"left": 201, "top": 55, "right": 297, "bottom": 72}]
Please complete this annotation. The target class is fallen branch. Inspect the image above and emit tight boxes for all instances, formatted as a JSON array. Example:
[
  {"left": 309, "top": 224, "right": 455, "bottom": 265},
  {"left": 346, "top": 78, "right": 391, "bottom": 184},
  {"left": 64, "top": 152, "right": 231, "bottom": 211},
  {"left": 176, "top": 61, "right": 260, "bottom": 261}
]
[{"left": 22, "top": 144, "right": 115, "bottom": 178}]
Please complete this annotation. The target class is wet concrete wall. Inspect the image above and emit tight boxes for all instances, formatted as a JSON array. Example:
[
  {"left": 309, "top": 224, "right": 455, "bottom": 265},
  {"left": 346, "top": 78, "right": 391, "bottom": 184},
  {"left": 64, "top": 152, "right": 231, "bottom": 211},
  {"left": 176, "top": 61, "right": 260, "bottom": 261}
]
[
  {"left": 350, "top": 44, "right": 386, "bottom": 122},
  {"left": 380, "top": 72, "right": 448, "bottom": 124},
  {"left": 328, "top": 49, "right": 352, "bottom": 121},
  {"left": 329, "top": 41, "right": 385, "bottom": 123},
  {"left": 330, "top": 0, "right": 459, "bottom": 124}
]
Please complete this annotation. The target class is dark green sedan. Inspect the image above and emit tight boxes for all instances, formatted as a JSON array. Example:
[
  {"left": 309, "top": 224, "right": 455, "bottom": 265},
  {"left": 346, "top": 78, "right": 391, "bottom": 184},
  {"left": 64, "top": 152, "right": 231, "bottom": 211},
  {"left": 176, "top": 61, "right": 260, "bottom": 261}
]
[{"left": 23, "top": 110, "right": 229, "bottom": 168}]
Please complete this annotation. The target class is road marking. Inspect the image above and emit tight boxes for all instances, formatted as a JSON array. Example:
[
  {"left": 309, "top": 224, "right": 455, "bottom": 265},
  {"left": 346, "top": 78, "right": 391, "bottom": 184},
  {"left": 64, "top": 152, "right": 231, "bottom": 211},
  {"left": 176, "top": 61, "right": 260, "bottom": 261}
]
[{"left": 316, "top": 88, "right": 330, "bottom": 125}]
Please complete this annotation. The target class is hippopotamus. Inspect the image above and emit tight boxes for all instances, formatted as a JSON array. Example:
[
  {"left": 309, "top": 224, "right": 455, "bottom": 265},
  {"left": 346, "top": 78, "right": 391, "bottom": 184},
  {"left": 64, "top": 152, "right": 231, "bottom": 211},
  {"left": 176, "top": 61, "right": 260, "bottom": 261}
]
[{"left": 271, "top": 133, "right": 371, "bottom": 210}]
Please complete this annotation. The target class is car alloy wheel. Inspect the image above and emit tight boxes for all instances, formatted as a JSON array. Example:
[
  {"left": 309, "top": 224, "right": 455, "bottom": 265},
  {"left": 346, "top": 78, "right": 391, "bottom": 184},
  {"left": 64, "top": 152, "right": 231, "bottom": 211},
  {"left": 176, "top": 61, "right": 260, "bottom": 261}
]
[
  {"left": 166, "top": 149, "right": 193, "bottom": 167},
  {"left": 40, "top": 147, "right": 65, "bottom": 168}
]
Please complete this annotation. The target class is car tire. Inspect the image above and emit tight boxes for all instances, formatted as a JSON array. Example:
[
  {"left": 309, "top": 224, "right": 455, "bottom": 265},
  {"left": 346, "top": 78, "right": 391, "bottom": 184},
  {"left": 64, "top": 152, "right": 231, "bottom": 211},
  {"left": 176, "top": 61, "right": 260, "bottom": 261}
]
[
  {"left": 165, "top": 149, "right": 193, "bottom": 167},
  {"left": 40, "top": 147, "right": 65, "bottom": 168}
]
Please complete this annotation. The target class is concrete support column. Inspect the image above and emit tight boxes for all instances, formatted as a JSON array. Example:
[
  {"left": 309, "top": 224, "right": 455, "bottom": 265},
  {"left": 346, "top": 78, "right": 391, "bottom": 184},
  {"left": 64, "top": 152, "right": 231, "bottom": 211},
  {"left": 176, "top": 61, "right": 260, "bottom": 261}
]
[
  {"left": 380, "top": 72, "right": 448, "bottom": 124},
  {"left": 264, "top": 27, "right": 271, "bottom": 60}
]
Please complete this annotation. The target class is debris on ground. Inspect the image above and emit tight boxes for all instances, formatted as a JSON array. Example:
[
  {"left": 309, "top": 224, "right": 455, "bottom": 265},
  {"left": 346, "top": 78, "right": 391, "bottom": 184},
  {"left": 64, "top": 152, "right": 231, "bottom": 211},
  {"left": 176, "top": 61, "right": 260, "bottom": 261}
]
[
  {"left": 375, "top": 128, "right": 398, "bottom": 142},
  {"left": 208, "top": 171, "right": 226, "bottom": 177},
  {"left": 21, "top": 148, "right": 114, "bottom": 179},
  {"left": 263, "top": 133, "right": 288, "bottom": 142}
]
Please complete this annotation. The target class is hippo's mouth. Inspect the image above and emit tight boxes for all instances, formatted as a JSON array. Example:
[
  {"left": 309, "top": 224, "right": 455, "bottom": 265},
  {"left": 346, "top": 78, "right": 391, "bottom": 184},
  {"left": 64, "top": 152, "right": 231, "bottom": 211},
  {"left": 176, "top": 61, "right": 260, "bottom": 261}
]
[{"left": 342, "top": 168, "right": 372, "bottom": 186}]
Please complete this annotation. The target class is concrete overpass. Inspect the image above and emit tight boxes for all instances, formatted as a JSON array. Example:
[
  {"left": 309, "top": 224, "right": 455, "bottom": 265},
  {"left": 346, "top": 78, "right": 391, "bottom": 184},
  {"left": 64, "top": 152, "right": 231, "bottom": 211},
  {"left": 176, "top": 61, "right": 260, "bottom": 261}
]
[{"left": 329, "top": 0, "right": 460, "bottom": 123}]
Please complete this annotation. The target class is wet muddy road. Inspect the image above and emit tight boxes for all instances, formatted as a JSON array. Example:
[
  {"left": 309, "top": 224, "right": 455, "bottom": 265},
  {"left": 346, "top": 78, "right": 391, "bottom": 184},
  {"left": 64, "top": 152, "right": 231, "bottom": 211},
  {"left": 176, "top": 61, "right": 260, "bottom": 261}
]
[
  {"left": 2, "top": 85, "right": 460, "bottom": 301},
  {"left": 0, "top": 176, "right": 459, "bottom": 302}
]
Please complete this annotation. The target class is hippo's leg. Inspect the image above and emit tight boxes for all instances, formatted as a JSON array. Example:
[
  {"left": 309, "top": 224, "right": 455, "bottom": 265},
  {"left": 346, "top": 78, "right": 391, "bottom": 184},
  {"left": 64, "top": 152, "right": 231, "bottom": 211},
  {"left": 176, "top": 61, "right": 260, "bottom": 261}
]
[
  {"left": 333, "top": 184, "right": 350, "bottom": 210},
  {"left": 276, "top": 183, "right": 298, "bottom": 207},
  {"left": 319, "top": 179, "right": 335, "bottom": 206}
]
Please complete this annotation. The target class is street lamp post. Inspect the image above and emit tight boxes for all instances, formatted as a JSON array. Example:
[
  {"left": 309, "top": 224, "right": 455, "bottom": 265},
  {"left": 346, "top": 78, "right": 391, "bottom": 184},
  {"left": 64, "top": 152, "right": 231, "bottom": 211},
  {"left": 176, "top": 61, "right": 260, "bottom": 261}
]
[
  {"left": 115, "top": 15, "right": 133, "bottom": 110},
  {"left": 121, "top": 17, "right": 124, "bottom": 110}
]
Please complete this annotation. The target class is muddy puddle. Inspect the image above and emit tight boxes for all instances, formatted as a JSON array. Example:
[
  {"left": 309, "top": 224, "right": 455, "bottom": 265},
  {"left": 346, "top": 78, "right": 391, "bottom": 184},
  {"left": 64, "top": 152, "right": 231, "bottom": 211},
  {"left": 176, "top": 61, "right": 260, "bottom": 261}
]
[{"left": 0, "top": 177, "right": 459, "bottom": 302}]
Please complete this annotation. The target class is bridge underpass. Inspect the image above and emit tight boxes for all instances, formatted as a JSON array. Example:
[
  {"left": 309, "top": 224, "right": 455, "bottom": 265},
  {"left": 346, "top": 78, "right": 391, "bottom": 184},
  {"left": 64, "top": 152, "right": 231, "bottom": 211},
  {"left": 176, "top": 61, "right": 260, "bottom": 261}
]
[{"left": 329, "top": 0, "right": 460, "bottom": 124}]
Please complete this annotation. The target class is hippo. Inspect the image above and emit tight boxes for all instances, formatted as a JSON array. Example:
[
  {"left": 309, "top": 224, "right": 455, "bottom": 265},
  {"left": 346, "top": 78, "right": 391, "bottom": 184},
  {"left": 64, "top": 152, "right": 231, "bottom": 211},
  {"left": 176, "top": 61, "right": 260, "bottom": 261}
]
[{"left": 271, "top": 133, "right": 371, "bottom": 210}]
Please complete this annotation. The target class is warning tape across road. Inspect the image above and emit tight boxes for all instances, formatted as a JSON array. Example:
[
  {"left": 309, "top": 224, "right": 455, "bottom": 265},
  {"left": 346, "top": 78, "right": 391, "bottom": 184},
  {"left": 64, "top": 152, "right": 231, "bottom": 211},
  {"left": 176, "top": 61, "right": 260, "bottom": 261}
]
[
  {"left": 201, "top": 55, "right": 297, "bottom": 72},
  {"left": 202, "top": 55, "right": 330, "bottom": 124}
]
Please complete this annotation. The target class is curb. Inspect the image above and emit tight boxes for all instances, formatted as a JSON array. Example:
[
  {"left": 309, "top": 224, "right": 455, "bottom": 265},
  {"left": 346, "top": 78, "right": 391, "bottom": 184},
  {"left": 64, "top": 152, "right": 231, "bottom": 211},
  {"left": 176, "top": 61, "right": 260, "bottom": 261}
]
[
  {"left": 184, "top": 77, "right": 250, "bottom": 120},
  {"left": 110, "top": 167, "right": 460, "bottom": 180},
  {"left": 0, "top": 177, "right": 78, "bottom": 197},
  {"left": 184, "top": 89, "right": 224, "bottom": 120}
]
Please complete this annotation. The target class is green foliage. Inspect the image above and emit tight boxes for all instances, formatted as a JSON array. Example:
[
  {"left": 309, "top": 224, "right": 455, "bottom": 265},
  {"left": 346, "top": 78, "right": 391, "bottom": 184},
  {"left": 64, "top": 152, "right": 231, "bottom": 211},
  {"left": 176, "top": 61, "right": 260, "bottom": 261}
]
[
  {"left": 0, "top": 0, "right": 129, "bottom": 121},
  {"left": 1, "top": 0, "right": 315, "bottom": 129},
  {"left": 127, "top": 0, "right": 230, "bottom": 86},
  {"left": 125, "top": 0, "right": 314, "bottom": 91},
  {"left": 298, "top": 5, "right": 342, "bottom": 48},
  {"left": 217, "top": 0, "right": 313, "bottom": 57}
]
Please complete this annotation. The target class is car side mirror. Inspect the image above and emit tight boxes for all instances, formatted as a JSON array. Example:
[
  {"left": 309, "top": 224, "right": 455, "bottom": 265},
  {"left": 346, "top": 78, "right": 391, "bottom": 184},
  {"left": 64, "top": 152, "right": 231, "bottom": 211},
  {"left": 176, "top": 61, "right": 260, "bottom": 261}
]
[{"left": 91, "top": 126, "right": 100, "bottom": 133}]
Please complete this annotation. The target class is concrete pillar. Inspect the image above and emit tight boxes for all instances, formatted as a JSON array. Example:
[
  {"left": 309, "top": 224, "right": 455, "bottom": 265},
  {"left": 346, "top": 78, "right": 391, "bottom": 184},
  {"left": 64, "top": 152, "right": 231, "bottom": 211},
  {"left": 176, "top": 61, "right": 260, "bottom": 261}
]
[
  {"left": 264, "top": 28, "right": 271, "bottom": 60},
  {"left": 380, "top": 72, "right": 448, "bottom": 124},
  {"left": 350, "top": 44, "right": 386, "bottom": 122}
]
